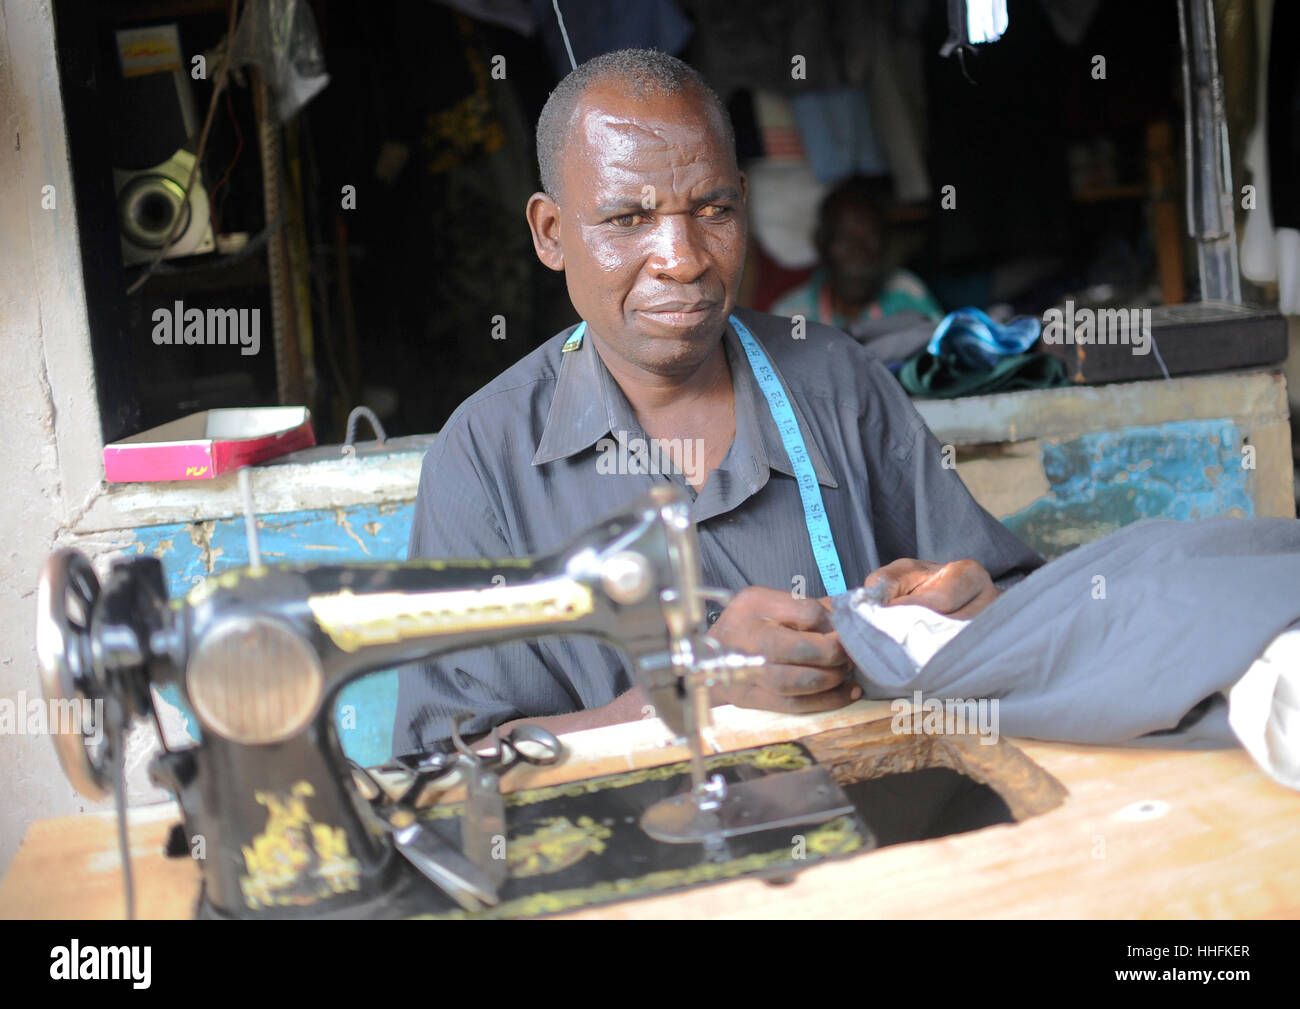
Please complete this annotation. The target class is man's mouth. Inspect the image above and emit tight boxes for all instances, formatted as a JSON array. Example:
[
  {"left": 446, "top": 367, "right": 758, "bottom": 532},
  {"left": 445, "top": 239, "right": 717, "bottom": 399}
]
[{"left": 637, "top": 301, "right": 718, "bottom": 328}]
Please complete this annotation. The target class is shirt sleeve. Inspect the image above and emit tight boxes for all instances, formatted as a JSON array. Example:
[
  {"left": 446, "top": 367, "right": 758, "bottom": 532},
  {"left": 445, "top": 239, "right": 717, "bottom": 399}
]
[
  {"left": 903, "top": 419, "right": 1044, "bottom": 587},
  {"left": 391, "top": 423, "right": 566, "bottom": 756},
  {"left": 862, "top": 356, "right": 1044, "bottom": 588}
]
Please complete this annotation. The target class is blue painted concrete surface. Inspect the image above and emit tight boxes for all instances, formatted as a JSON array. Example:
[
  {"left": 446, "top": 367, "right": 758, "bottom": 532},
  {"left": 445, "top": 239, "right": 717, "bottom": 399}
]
[
  {"left": 133, "top": 502, "right": 413, "bottom": 767},
  {"left": 1005, "top": 420, "right": 1253, "bottom": 558}
]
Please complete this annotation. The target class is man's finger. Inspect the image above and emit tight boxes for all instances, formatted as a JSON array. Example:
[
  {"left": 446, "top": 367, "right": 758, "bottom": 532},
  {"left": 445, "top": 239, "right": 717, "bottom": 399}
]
[
  {"left": 743, "top": 622, "right": 850, "bottom": 670},
  {"left": 725, "top": 680, "right": 862, "bottom": 714},
  {"left": 945, "top": 588, "right": 1001, "bottom": 621},
  {"left": 898, "top": 581, "right": 979, "bottom": 614},
  {"left": 864, "top": 558, "right": 940, "bottom": 602},
  {"left": 895, "top": 561, "right": 986, "bottom": 614},
  {"left": 728, "top": 586, "right": 834, "bottom": 632},
  {"left": 750, "top": 661, "right": 851, "bottom": 697}
]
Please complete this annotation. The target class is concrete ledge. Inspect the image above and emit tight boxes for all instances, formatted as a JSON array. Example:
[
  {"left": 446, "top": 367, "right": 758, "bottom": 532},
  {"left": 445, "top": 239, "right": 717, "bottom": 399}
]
[
  {"left": 73, "top": 435, "right": 435, "bottom": 534},
  {"left": 915, "top": 369, "right": 1289, "bottom": 445},
  {"left": 71, "top": 372, "right": 1293, "bottom": 533}
]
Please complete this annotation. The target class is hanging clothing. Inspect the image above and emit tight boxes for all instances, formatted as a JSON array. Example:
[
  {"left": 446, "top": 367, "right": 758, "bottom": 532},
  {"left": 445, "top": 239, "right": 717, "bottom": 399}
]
[
  {"left": 745, "top": 157, "right": 826, "bottom": 269},
  {"left": 789, "top": 88, "right": 889, "bottom": 183},
  {"left": 528, "top": 0, "right": 692, "bottom": 76},
  {"left": 861, "top": 9, "right": 932, "bottom": 203},
  {"left": 682, "top": 0, "right": 846, "bottom": 98},
  {"left": 685, "top": 0, "right": 932, "bottom": 203},
  {"left": 1035, "top": 0, "right": 1102, "bottom": 47},
  {"left": 1242, "top": 0, "right": 1300, "bottom": 313},
  {"left": 436, "top": 0, "right": 535, "bottom": 35},
  {"left": 1266, "top": 0, "right": 1300, "bottom": 231}
]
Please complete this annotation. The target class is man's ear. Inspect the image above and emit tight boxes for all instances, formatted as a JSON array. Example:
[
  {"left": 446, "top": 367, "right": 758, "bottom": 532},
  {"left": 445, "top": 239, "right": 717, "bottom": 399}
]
[{"left": 526, "top": 192, "right": 564, "bottom": 272}]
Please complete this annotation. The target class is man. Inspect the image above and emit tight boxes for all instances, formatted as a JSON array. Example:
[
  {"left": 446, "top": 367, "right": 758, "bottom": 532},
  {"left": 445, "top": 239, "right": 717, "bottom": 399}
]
[
  {"left": 394, "top": 49, "right": 1040, "bottom": 756},
  {"left": 772, "top": 176, "right": 943, "bottom": 340}
]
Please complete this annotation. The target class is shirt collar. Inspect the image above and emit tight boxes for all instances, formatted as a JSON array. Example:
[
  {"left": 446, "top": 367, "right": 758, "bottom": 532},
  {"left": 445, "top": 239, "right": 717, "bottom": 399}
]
[
  {"left": 531, "top": 324, "right": 625, "bottom": 465},
  {"left": 532, "top": 318, "right": 838, "bottom": 494}
]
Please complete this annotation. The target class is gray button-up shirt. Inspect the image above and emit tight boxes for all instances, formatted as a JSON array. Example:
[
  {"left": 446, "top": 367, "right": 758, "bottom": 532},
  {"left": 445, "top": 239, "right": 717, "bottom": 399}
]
[{"left": 393, "top": 308, "right": 1041, "bottom": 754}]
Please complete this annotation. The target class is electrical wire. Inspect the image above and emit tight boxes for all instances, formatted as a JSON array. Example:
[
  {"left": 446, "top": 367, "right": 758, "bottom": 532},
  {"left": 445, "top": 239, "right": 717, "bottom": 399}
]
[
  {"left": 113, "top": 706, "right": 136, "bottom": 921},
  {"left": 207, "top": 79, "right": 246, "bottom": 235},
  {"left": 551, "top": 0, "right": 578, "bottom": 71}
]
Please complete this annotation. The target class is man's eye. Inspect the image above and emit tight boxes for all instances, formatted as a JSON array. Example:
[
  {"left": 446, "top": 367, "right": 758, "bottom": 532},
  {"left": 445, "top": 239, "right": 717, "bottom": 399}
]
[
  {"left": 698, "top": 205, "right": 732, "bottom": 218},
  {"left": 610, "top": 213, "right": 645, "bottom": 227}
]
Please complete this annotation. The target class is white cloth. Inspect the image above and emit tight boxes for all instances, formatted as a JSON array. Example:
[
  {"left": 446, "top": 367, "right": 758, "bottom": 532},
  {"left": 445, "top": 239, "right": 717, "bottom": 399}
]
[
  {"left": 1241, "top": 120, "right": 1277, "bottom": 283},
  {"left": 1277, "top": 228, "right": 1300, "bottom": 316},
  {"left": 964, "top": 0, "right": 1008, "bottom": 45},
  {"left": 1229, "top": 620, "right": 1300, "bottom": 790},
  {"left": 849, "top": 592, "right": 969, "bottom": 671},
  {"left": 1240, "top": 0, "right": 1300, "bottom": 313}
]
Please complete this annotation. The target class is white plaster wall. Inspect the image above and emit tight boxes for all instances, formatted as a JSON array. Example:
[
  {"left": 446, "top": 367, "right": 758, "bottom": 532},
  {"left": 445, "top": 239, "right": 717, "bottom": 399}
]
[{"left": 0, "top": 0, "right": 116, "bottom": 874}]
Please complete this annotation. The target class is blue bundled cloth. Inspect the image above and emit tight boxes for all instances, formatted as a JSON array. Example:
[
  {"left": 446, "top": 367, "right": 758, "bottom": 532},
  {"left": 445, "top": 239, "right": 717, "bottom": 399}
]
[{"left": 926, "top": 307, "right": 1042, "bottom": 371}]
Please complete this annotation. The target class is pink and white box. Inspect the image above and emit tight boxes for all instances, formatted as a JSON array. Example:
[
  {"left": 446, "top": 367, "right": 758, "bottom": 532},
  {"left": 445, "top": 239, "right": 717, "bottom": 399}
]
[{"left": 102, "top": 407, "right": 315, "bottom": 483}]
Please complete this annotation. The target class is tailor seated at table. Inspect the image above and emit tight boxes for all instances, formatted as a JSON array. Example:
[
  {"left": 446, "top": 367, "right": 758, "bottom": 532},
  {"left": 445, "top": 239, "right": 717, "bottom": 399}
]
[{"left": 392, "top": 48, "right": 1041, "bottom": 757}]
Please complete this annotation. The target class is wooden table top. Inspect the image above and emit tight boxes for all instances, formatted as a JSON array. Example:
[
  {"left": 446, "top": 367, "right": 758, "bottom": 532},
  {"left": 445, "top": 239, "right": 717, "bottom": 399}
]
[{"left": 3, "top": 701, "right": 1298, "bottom": 919}]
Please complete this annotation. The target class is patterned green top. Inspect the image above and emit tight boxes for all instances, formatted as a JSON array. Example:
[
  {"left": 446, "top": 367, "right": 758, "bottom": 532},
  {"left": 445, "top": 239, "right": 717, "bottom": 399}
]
[{"left": 772, "top": 268, "right": 943, "bottom": 329}]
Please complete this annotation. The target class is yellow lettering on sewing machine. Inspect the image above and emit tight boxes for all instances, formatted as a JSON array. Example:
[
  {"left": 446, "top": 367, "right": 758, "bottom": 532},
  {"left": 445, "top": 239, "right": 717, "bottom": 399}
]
[
  {"left": 306, "top": 580, "right": 596, "bottom": 652},
  {"left": 185, "top": 465, "right": 208, "bottom": 476}
]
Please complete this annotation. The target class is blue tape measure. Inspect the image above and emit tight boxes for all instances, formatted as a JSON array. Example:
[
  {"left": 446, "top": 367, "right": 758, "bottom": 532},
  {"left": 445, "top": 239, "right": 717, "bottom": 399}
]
[
  {"left": 563, "top": 316, "right": 846, "bottom": 596},
  {"left": 730, "top": 314, "right": 846, "bottom": 596}
]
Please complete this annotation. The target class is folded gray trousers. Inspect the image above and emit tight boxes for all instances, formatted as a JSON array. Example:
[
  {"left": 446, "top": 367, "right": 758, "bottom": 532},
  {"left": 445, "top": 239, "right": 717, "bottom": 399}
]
[{"left": 829, "top": 518, "right": 1300, "bottom": 748}]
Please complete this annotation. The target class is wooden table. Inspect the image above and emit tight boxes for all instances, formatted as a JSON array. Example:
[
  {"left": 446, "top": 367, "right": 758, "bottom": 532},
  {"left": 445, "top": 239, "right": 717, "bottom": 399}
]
[{"left": 3, "top": 700, "right": 1298, "bottom": 919}]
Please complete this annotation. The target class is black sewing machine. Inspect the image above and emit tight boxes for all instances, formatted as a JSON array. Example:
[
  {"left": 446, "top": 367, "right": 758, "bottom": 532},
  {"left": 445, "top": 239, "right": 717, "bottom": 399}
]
[{"left": 37, "top": 486, "right": 856, "bottom": 918}]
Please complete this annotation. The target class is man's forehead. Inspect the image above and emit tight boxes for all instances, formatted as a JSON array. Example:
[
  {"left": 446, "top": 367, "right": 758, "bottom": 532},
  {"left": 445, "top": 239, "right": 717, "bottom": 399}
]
[{"left": 563, "top": 86, "right": 732, "bottom": 190}]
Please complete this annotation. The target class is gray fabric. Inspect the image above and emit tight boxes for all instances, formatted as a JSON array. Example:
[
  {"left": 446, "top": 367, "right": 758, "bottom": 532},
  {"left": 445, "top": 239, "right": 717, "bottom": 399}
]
[
  {"left": 394, "top": 308, "right": 1042, "bottom": 754},
  {"left": 847, "top": 310, "right": 936, "bottom": 364},
  {"left": 831, "top": 517, "right": 1300, "bottom": 747}
]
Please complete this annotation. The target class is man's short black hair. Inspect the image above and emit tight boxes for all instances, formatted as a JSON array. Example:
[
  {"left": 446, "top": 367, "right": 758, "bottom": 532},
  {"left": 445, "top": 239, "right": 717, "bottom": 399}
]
[{"left": 535, "top": 48, "right": 735, "bottom": 199}]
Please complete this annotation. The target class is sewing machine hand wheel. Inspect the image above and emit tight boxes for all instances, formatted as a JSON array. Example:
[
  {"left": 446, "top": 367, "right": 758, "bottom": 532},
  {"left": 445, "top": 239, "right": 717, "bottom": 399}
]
[{"left": 36, "top": 549, "right": 112, "bottom": 800}]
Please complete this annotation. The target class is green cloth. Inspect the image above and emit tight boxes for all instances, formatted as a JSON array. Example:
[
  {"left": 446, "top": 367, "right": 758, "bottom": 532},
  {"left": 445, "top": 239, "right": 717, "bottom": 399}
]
[
  {"left": 772, "top": 268, "right": 943, "bottom": 327},
  {"left": 899, "top": 348, "right": 1070, "bottom": 399}
]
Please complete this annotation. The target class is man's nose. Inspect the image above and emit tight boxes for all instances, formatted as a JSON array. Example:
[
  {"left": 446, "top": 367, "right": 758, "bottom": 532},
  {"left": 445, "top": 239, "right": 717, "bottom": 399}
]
[{"left": 644, "top": 214, "right": 708, "bottom": 283}]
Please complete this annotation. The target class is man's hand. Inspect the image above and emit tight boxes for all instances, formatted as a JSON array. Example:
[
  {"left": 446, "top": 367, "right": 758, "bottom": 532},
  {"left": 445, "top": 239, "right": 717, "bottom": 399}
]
[
  {"left": 864, "top": 558, "right": 1000, "bottom": 620},
  {"left": 707, "top": 586, "right": 861, "bottom": 713}
]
